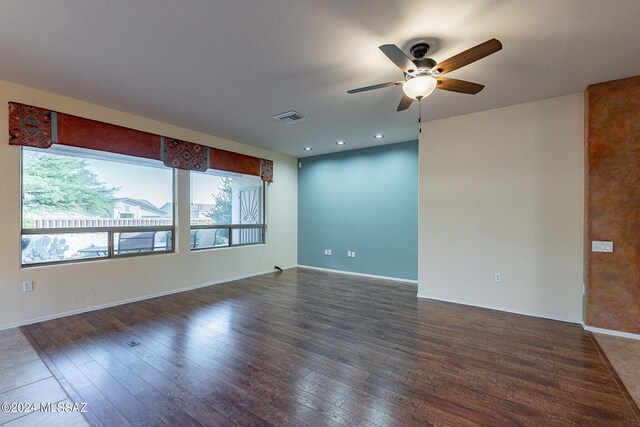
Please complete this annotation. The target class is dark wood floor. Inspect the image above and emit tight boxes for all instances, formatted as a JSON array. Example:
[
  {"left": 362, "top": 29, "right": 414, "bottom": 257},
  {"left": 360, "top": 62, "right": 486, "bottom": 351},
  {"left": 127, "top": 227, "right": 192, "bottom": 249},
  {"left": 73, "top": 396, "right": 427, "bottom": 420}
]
[{"left": 23, "top": 268, "right": 639, "bottom": 426}]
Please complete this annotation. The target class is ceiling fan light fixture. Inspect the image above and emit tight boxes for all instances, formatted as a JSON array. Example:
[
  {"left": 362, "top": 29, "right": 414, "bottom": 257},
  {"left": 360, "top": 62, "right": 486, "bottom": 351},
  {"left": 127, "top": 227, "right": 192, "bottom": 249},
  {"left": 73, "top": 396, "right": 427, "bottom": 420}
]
[{"left": 402, "top": 75, "right": 437, "bottom": 100}]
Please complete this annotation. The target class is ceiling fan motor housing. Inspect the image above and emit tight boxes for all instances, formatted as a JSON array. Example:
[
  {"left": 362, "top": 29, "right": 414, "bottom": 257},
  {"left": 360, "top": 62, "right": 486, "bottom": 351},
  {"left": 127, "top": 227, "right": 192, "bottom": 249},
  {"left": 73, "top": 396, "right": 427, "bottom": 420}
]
[
  {"left": 414, "top": 58, "right": 437, "bottom": 73},
  {"left": 409, "top": 43, "right": 437, "bottom": 73}
]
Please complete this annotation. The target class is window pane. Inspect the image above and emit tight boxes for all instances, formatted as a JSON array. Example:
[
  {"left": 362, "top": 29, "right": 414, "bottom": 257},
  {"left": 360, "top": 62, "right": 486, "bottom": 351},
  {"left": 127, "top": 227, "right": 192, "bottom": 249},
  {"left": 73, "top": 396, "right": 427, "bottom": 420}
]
[
  {"left": 231, "top": 227, "right": 264, "bottom": 246},
  {"left": 21, "top": 146, "right": 175, "bottom": 266},
  {"left": 23, "top": 147, "right": 173, "bottom": 229},
  {"left": 190, "top": 171, "right": 263, "bottom": 226},
  {"left": 114, "top": 231, "right": 173, "bottom": 255},
  {"left": 22, "top": 233, "right": 108, "bottom": 265},
  {"left": 192, "top": 229, "right": 229, "bottom": 249}
]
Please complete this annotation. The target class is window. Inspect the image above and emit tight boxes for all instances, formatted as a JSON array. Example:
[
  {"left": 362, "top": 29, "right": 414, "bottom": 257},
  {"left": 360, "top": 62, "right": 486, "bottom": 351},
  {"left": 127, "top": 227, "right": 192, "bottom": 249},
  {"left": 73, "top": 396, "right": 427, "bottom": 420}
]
[
  {"left": 21, "top": 146, "right": 175, "bottom": 266},
  {"left": 190, "top": 170, "right": 265, "bottom": 250}
]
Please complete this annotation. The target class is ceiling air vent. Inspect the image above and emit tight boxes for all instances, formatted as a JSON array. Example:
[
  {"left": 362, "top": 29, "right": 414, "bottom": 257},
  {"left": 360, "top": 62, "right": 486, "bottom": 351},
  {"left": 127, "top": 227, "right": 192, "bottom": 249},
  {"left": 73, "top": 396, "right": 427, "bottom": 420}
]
[{"left": 272, "top": 111, "right": 309, "bottom": 124}]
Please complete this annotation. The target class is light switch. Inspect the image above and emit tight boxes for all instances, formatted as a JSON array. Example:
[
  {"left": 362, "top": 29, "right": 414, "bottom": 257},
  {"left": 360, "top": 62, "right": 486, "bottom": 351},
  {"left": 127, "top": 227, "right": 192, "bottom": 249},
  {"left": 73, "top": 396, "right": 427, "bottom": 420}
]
[{"left": 592, "top": 241, "right": 613, "bottom": 252}]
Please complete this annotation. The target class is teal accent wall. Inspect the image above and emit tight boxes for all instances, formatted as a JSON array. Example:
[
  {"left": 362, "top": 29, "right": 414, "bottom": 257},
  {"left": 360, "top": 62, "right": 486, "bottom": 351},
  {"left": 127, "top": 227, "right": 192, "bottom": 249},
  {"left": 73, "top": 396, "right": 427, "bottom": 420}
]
[{"left": 298, "top": 140, "right": 418, "bottom": 280}]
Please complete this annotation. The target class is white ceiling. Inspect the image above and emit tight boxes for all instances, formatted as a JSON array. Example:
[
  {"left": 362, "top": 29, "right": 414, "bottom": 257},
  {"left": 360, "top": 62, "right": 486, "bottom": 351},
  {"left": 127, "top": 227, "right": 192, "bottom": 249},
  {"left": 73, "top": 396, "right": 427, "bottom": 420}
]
[{"left": 1, "top": 0, "right": 640, "bottom": 158}]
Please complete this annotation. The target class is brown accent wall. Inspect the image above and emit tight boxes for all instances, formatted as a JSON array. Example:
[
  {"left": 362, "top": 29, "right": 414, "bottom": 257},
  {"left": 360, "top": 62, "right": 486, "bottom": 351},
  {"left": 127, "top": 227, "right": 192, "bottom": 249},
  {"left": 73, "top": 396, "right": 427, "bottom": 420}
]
[{"left": 585, "top": 75, "right": 640, "bottom": 334}]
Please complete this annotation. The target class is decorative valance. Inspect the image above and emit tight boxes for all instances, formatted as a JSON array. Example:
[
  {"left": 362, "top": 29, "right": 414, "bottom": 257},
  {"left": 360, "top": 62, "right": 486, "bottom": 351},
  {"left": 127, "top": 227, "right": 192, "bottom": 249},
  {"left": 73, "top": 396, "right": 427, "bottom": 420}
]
[
  {"left": 161, "top": 137, "right": 209, "bottom": 171},
  {"left": 57, "top": 112, "right": 161, "bottom": 161},
  {"left": 260, "top": 159, "right": 274, "bottom": 183},
  {"left": 8, "top": 102, "right": 273, "bottom": 181},
  {"left": 210, "top": 148, "right": 260, "bottom": 176},
  {"left": 9, "top": 103, "right": 55, "bottom": 148}
]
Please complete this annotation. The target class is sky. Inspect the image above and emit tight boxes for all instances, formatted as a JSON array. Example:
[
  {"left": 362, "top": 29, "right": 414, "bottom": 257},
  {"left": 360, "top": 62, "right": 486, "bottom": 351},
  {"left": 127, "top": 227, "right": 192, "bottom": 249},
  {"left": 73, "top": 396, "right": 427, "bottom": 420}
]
[
  {"left": 89, "top": 159, "right": 173, "bottom": 207},
  {"left": 191, "top": 172, "right": 224, "bottom": 205},
  {"left": 89, "top": 158, "right": 225, "bottom": 207}
]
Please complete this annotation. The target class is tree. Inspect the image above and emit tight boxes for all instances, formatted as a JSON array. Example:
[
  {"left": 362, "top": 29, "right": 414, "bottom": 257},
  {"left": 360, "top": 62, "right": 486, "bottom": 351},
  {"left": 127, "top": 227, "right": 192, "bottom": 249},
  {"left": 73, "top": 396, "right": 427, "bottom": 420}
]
[
  {"left": 207, "top": 177, "right": 232, "bottom": 224},
  {"left": 206, "top": 177, "right": 232, "bottom": 245},
  {"left": 23, "top": 150, "right": 118, "bottom": 218}
]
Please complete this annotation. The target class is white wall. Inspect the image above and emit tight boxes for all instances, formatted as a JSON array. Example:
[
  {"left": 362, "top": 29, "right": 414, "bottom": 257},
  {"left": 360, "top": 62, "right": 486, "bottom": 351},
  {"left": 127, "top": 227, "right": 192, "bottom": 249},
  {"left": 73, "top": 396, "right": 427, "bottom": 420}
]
[
  {"left": 0, "top": 79, "right": 298, "bottom": 329},
  {"left": 418, "top": 94, "right": 584, "bottom": 323}
]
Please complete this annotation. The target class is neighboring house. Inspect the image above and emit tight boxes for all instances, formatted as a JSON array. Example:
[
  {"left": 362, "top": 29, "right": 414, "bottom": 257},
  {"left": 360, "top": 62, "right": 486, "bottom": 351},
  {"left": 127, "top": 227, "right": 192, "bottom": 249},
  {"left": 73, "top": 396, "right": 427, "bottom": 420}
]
[
  {"left": 113, "top": 198, "right": 170, "bottom": 219},
  {"left": 190, "top": 203, "right": 215, "bottom": 220},
  {"left": 159, "top": 202, "right": 173, "bottom": 217}
]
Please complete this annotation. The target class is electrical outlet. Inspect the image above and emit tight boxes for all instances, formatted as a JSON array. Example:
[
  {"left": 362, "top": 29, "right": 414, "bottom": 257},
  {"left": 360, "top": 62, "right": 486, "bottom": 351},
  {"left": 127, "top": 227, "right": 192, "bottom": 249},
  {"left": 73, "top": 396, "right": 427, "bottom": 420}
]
[
  {"left": 327, "top": 249, "right": 331, "bottom": 256},
  {"left": 347, "top": 251, "right": 352, "bottom": 258},
  {"left": 494, "top": 273, "right": 502, "bottom": 283},
  {"left": 352, "top": 251, "right": 356, "bottom": 258},
  {"left": 23, "top": 280, "right": 33, "bottom": 292},
  {"left": 257, "top": 250, "right": 262, "bottom": 258}
]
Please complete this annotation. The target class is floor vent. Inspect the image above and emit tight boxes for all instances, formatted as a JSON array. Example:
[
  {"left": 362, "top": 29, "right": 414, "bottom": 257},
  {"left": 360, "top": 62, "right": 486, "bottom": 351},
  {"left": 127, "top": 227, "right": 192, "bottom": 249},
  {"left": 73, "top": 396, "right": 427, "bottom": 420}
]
[
  {"left": 127, "top": 341, "right": 141, "bottom": 347},
  {"left": 272, "top": 111, "right": 309, "bottom": 124}
]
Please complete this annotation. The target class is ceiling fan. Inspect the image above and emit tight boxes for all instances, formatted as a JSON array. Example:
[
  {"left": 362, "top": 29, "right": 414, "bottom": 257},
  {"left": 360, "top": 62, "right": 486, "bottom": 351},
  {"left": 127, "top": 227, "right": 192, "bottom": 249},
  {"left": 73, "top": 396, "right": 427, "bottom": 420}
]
[{"left": 347, "top": 39, "right": 502, "bottom": 111}]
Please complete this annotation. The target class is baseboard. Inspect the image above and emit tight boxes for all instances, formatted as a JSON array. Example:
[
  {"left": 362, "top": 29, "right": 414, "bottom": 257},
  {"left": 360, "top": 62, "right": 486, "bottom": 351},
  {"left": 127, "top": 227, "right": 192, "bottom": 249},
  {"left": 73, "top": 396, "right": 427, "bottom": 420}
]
[
  {"left": 0, "top": 266, "right": 294, "bottom": 331},
  {"left": 417, "top": 293, "right": 581, "bottom": 324},
  {"left": 582, "top": 323, "right": 640, "bottom": 341},
  {"left": 297, "top": 265, "right": 418, "bottom": 284}
]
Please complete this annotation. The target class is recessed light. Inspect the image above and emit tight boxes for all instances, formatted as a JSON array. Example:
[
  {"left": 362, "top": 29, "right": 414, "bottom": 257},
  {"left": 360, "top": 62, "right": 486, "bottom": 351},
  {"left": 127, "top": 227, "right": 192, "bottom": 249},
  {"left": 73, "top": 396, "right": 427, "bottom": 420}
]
[
  {"left": 336, "top": 141, "right": 345, "bottom": 145},
  {"left": 304, "top": 147, "right": 312, "bottom": 151},
  {"left": 374, "top": 134, "right": 384, "bottom": 139}
]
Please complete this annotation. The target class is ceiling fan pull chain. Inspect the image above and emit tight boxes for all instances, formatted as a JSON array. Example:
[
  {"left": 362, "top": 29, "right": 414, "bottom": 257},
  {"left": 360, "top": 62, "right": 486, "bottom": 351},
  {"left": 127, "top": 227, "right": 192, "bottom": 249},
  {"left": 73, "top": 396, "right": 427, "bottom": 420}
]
[{"left": 419, "top": 100, "right": 422, "bottom": 133}]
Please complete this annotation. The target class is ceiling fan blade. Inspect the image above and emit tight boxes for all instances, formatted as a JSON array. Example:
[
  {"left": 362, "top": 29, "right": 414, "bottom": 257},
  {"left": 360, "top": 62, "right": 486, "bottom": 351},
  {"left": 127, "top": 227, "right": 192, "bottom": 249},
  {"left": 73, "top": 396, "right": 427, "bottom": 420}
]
[
  {"left": 435, "top": 38, "right": 502, "bottom": 75},
  {"left": 379, "top": 44, "right": 418, "bottom": 74},
  {"left": 397, "top": 94, "right": 413, "bottom": 111},
  {"left": 347, "top": 81, "right": 403, "bottom": 94},
  {"left": 436, "top": 77, "right": 485, "bottom": 94}
]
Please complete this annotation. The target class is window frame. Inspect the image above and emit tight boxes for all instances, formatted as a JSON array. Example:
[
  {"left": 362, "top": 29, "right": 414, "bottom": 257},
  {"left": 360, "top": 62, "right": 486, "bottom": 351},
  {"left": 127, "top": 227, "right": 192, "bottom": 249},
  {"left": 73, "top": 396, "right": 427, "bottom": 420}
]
[
  {"left": 20, "top": 146, "right": 177, "bottom": 268},
  {"left": 189, "top": 171, "right": 266, "bottom": 251}
]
